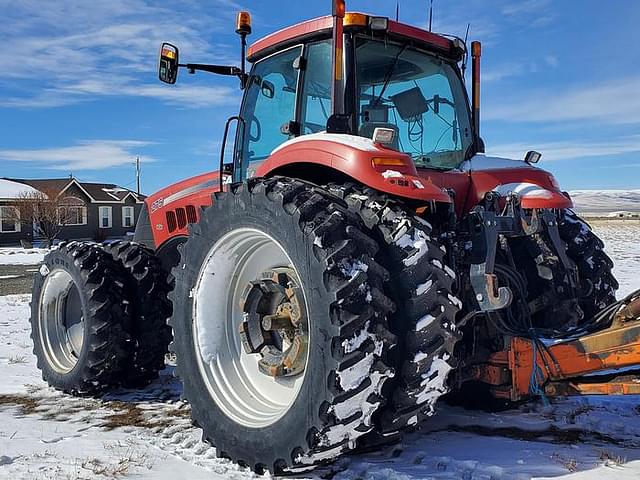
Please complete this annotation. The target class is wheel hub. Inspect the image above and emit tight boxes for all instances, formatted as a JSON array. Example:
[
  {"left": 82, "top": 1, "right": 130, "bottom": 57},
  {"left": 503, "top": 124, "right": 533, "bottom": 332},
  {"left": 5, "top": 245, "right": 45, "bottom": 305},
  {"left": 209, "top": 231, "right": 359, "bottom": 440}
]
[{"left": 239, "top": 268, "right": 308, "bottom": 378}]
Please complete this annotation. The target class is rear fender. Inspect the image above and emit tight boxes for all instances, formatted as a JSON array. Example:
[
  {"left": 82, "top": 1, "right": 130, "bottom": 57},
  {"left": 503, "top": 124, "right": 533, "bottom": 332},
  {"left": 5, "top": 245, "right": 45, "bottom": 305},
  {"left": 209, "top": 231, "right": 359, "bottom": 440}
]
[{"left": 255, "top": 133, "right": 452, "bottom": 203}]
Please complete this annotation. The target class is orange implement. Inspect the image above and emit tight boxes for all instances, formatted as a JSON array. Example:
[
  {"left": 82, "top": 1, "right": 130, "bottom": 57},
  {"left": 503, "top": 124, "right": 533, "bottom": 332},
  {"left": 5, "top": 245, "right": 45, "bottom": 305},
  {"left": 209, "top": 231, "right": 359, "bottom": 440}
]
[{"left": 467, "top": 297, "right": 640, "bottom": 401}]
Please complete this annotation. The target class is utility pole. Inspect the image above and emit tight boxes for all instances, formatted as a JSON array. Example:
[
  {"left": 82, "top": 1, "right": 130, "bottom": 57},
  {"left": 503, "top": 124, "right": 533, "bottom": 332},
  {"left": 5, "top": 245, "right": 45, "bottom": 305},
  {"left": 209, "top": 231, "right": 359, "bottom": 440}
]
[{"left": 135, "top": 156, "right": 141, "bottom": 195}]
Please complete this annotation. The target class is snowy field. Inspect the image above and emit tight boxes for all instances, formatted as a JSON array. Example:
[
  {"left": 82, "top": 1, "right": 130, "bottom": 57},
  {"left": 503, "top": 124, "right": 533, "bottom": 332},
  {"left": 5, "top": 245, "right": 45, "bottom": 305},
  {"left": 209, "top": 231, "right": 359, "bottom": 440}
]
[
  {"left": 0, "top": 248, "right": 47, "bottom": 266},
  {"left": 0, "top": 223, "right": 639, "bottom": 479}
]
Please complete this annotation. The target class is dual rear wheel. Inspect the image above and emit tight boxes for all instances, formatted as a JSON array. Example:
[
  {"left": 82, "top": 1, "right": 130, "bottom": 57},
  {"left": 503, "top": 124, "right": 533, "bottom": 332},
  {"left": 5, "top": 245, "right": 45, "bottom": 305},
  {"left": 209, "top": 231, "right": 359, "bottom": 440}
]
[{"left": 169, "top": 177, "right": 460, "bottom": 472}]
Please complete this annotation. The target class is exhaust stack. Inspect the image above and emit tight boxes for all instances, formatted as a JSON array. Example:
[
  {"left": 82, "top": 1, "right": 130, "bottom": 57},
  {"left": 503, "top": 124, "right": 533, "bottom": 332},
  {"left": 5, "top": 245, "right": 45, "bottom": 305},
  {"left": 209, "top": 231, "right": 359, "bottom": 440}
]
[
  {"left": 471, "top": 41, "right": 483, "bottom": 151},
  {"left": 331, "top": 0, "right": 346, "bottom": 115}
]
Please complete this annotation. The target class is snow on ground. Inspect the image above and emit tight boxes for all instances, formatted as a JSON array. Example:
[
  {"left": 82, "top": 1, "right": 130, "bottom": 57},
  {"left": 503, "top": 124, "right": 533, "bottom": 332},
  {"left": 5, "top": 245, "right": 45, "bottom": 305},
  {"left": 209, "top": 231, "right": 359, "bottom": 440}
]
[
  {"left": 569, "top": 190, "right": 640, "bottom": 214},
  {"left": 0, "top": 224, "right": 639, "bottom": 479},
  {"left": 590, "top": 222, "right": 640, "bottom": 299},
  {"left": 0, "top": 248, "right": 48, "bottom": 265}
]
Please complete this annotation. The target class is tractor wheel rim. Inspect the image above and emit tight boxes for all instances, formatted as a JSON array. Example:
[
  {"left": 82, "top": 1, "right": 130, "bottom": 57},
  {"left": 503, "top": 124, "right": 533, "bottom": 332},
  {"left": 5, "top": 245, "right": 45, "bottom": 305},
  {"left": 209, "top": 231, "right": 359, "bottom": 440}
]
[
  {"left": 192, "top": 228, "right": 310, "bottom": 428},
  {"left": 38, "top": 269, "right": 85, "bottom": 374}
]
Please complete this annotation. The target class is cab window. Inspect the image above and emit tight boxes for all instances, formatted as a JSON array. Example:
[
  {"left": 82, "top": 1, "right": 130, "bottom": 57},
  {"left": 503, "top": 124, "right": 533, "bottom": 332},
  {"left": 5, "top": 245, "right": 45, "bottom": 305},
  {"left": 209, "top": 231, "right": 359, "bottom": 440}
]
[
  {"left": 299, "top": 40, "right": 332, "bottom": 135},
  {"left": 239, "top": 46, "right": 302, "bottom": 176}
]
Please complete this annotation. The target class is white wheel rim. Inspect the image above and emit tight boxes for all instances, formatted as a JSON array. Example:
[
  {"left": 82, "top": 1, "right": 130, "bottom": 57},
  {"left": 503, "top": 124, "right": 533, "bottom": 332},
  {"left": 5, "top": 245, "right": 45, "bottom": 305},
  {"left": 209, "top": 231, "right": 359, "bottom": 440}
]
[
  {"left": 38, "top": 270, "right": 85, "bottom": 373},
  {"left": 192, "top": 228, "right": 310, "bottom": 428}
]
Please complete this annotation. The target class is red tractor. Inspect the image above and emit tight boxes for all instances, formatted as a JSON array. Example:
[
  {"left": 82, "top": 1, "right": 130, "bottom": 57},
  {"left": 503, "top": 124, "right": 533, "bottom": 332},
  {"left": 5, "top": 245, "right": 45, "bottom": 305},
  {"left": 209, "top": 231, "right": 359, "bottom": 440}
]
[{"left": 31, "top": 1, "right": 640, "bottom": 474}]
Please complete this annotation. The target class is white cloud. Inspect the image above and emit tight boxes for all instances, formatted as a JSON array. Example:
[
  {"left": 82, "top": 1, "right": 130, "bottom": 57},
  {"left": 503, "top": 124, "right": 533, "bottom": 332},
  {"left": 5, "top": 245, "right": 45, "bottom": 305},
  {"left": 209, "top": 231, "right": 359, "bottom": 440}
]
[
  {"left": 501, "top": 0, "right": 551, "bottom": 16},
  {"left": 1, "top": 0, "right": 240, "bottom": 108},
  {"left": 484, "top": 76, "right": 640, "bottom": 125},
  {"left": 0, "top": 140, "right": 156, "bottom": 171},
  {"left": 488, "top": 135, "right": 640, "bottom": 162}
]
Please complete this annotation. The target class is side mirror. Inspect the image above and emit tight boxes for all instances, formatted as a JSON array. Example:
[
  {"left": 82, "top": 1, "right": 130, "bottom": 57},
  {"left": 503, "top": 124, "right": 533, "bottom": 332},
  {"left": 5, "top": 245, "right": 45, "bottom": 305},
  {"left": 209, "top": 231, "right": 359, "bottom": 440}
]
[{"left": 159, "top": 43, "right": 179, "bottom": 84}]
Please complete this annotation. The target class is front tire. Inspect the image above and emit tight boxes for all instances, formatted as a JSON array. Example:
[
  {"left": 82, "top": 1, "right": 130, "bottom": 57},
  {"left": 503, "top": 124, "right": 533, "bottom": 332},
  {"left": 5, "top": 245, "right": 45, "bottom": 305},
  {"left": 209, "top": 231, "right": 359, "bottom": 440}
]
[
  {"left": 169, "top": 178, "right": 395, "bottom": 473},
  {"left": 30, "top": 242, "right": 131, "bottom": 395},
  {"left": 558, "top": 210, "right": 618, "bottom": 321}
]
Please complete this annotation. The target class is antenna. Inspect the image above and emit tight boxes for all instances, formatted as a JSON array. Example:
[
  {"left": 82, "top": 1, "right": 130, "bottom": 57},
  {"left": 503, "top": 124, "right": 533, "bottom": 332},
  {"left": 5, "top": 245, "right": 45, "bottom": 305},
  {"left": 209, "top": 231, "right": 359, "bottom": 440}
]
[
  {"left": 461, "top": 23, "right": 471, "bottom": 81},
  {"left": 428, "top": 0, "right": 434, "bottom": 32},
  {"left": 396, "top": 2, "right": 399, "bottom": 21}
]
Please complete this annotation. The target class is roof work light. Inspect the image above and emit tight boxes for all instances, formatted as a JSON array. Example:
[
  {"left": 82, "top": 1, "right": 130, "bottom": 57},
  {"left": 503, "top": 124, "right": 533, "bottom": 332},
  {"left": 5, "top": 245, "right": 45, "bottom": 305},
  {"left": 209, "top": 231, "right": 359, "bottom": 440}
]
[{"left": 236, "top": 11, "right": 252, "bottom": 35}]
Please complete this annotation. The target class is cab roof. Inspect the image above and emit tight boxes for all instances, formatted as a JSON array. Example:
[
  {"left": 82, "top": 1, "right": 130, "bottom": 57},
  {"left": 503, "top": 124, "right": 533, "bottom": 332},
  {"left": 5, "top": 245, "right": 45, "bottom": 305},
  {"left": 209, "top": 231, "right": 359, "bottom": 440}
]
[{"left": 247, "top": 12, "right": 461, "bottom": 63}]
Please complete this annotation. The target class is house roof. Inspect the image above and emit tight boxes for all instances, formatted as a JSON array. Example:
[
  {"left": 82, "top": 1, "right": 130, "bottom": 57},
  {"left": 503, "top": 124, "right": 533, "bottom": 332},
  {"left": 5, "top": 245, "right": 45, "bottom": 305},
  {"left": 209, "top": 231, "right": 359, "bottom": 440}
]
[
  {"left": 0, "top": 179, "right": 44, "bottom": 200},
  {"left": 3, "top": 177, "right": 146, "bottom": 203}
]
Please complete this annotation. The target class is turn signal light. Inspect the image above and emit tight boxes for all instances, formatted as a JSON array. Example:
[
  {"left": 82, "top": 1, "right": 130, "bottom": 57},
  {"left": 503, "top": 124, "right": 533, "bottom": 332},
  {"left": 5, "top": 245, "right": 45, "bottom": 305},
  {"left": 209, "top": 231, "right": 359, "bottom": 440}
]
[
  {"left": 344, "top": 12, "right": 367, "bottom": 26},
  {"left": 161, "top": 46, "right": 176, "bottom": 59},
  {"left": 372, "top": 157, "right": 407, "bottom": 167},
  {"left": 236, "top": 11, "right": 252, "bottom": 35}
]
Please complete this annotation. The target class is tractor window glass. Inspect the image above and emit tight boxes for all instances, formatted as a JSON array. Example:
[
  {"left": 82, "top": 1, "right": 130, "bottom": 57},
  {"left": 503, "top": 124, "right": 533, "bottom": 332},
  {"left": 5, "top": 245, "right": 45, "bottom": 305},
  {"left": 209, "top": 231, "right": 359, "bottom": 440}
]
[
  {"left": 300, "top": 41, "right": 332, "bottom": 135},
  {"left": 239, "top": 46, "right": 301, "bottom": 175},
  {"left": 355, "top": 39, "right": 472, "bottom": 170}
]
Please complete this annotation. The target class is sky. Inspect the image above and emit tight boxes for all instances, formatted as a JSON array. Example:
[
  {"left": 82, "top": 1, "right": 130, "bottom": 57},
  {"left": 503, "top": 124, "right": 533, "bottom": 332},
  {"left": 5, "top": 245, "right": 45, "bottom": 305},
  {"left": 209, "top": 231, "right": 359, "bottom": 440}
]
[{"left": 1, "top": 0, "right": 640, "bottom": 194}]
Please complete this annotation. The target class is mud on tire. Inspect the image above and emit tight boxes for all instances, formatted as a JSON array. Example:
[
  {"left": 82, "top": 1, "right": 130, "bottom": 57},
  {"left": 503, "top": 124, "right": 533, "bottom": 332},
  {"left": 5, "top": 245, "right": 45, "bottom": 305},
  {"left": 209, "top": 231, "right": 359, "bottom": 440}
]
[
  {"left": 558, "top": 210, "right": 618, "bottom": 321},
  {"left": 327, "top": 184, "right": 461, "bottom": 434},
  {"left": 105, "top": 241, "right": 173, "bottom": 387},
  {"left": 30, "top": 242, "right": 131, "bottom": 395},
  {"left": 169, "top": 177, "right": 396, "bottom": 473}
]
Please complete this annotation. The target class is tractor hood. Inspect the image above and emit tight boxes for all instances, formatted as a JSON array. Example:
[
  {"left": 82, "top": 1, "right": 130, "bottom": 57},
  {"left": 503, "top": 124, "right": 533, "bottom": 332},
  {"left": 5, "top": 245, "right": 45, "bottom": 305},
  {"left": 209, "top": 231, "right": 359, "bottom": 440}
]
[{"left": 462, "top": 154, "right": 573, "bottom": 210}]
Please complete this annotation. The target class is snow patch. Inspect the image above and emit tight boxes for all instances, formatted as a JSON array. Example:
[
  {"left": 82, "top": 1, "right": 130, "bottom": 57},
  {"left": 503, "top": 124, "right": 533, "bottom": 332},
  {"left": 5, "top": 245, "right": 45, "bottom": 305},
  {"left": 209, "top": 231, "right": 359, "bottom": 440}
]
[
  {"left": 494, "top": 182, "right": 554, "bottom": 200},
  {"left": 416, "top": 280, "right": 433, "bottom": 296},
  {"left": 396, "top": 230, "right": 431, "bottom": 267},
  {"left": 339, "top": 259, "right": 368, "bottom": 279},
  {"left": 415, "top": 353, "right": 453, "bottom": 405},
  {"left": 381, "top": 170, "right": 404, "bottom": 179},
  {"left": 0, "top": 248, "right": 48, "bottom": 266},
  {"left": 416, "top": 314, "right": 436, "bottom": 331},
  {"left": 341, "top": 322, "right": 372, "bottom": 354}
]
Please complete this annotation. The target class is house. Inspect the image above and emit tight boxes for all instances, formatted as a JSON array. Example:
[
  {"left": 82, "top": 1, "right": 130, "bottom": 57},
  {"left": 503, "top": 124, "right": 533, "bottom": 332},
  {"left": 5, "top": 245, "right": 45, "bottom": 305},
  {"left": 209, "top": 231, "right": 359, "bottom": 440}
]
[
  {"left": 607, "top": 211, "right": 638, "bottom": 219},
  {"left": 0, "top": 177, "right": 146, "bottom": 247}
]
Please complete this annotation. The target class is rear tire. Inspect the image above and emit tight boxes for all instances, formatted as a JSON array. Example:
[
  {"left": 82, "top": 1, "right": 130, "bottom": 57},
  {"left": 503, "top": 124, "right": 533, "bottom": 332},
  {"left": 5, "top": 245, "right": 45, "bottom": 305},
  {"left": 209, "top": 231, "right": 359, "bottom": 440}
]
[
  {"left": 30, "top": 242, "right": 131, "bottom": 395},
  {"left": 558, "top": 210, "right": 618, "bottom": 320},
  {"left": 105, "top": 241, "right": 173, "bottom": 387},
  {"left": 169, "top": 177, "right": 395, "bottom": 473},
  {"left": 326, "top": 184, "right": 461, "bottom": 434}
]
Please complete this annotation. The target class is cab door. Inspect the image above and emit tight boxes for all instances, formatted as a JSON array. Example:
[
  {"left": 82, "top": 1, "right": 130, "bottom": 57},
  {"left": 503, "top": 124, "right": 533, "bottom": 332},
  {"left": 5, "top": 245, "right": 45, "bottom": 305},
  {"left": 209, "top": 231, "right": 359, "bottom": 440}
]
[{"left": 235, "top": 46, "right": 302, "bottom": 180}]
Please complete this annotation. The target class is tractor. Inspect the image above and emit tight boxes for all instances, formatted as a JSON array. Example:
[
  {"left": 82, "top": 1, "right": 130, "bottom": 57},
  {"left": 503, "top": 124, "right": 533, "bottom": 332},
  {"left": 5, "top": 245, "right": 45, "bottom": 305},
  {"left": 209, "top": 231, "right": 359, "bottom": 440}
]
[{"left": 30, "top": 1, "right": 640, "bottom": 474}]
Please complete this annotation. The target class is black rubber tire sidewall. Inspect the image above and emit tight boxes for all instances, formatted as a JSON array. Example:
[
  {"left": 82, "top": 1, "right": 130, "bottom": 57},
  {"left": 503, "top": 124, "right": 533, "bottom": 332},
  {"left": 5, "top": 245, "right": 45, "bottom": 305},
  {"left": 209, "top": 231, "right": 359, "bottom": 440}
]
[{"left": 31, "top": 249, "right": 93, "bottom": 390}]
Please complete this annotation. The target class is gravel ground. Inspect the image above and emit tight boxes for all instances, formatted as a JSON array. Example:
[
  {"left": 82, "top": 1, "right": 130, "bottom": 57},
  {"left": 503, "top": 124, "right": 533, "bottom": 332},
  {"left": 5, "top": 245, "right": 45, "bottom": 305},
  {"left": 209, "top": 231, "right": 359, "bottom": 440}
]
[{"left": 0, "top": 264, "right": 37, "bottom": 296}]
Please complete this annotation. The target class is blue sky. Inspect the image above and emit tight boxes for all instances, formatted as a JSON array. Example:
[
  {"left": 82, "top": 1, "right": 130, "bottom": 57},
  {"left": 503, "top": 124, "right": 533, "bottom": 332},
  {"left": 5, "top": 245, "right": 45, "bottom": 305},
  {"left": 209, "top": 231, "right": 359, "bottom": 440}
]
[{"left": 1, "top": 0, "right": 639, "bottom": 194}]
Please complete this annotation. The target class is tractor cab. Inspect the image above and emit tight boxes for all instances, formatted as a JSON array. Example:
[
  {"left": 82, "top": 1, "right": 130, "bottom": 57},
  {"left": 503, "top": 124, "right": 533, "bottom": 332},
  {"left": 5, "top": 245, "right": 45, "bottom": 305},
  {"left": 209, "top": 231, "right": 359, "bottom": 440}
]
[{"left": 234, "top": 13, "right": 474, "bottom": 180}]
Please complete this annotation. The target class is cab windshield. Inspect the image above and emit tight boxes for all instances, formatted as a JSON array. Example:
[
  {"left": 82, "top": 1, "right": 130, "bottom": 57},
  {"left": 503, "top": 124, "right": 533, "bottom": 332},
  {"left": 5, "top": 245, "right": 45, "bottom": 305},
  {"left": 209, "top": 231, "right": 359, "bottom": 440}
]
[{"left": 355, "top": 38, "right": 472, "bottom": 170}]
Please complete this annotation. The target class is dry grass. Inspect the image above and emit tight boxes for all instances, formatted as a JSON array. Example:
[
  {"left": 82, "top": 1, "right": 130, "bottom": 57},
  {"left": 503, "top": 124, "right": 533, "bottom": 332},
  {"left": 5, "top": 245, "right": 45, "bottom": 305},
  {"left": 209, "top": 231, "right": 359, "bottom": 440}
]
[
  {"left": 551, "top": 453, "right": 578, "bottom": 472},
  {"left": 8, "top": 355, "right": 27, "bottom": 364},
  {"left": 100, "top": 400, "right": 190, "bottom": 430},
  {"left": 598, "top": 450, "right": 626, "bottom": 467},
  {"left": 78, "top": 440, "right": 154, "bottom": 477},
  {"left": 0, "top": 393, "right": 39, "bottom": 415}
]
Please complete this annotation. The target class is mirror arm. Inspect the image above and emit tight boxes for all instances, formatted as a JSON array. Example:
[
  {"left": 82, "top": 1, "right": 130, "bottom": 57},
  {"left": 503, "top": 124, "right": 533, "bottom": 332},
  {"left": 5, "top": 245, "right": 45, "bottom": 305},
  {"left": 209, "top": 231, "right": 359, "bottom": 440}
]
[{"left": 179, "top": 63, "right": 246, "bottom": 82}]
